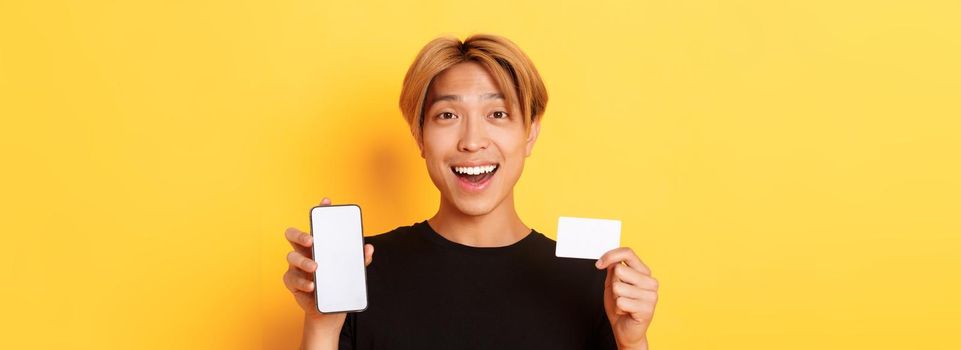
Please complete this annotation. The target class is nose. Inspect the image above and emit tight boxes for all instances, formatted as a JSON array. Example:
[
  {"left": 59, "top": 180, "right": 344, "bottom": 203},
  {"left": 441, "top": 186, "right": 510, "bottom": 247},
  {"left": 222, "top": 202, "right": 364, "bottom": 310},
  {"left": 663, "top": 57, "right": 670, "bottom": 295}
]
[{"left": 457, "top": 115, "right": 490, "bottom": 152}]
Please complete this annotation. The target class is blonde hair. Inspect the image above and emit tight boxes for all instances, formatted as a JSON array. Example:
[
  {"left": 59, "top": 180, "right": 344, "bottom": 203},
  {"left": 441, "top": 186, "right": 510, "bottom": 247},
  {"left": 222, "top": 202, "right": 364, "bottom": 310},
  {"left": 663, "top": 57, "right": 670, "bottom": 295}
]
[{"left": 399, "top": 34, "right": 548, "bottom": 143}]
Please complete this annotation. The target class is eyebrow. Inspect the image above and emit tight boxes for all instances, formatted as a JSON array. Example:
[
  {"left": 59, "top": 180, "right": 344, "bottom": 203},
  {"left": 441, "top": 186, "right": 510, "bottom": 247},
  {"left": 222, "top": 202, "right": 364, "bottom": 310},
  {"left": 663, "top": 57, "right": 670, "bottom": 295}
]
[{"left": 431, "top": 92, "right": 504, "bottom": 104}]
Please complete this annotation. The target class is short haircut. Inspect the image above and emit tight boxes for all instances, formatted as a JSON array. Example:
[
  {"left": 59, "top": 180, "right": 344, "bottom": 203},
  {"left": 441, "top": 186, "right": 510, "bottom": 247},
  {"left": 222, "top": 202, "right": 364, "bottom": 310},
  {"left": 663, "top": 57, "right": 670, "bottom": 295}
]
[{"left": 399, "top": 34, "right": 548, "bottom": 143}]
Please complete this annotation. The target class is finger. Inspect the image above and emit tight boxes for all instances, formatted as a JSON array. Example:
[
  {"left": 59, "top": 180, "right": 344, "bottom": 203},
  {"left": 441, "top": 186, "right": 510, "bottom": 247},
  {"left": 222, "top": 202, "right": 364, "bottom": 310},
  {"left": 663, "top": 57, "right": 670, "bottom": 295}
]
[
  {"left": 319, "top": 197, "right": 331, "bottom": 206},
  {"left": 611, "top": 281, "right": 646, "bottom": 299},
  {"left": 613, "top": 264, "right": 659, "bottom": 290},
  {"left": 604, "top": 262, "right": 614, "bottom": 289},
  {"left": 615, "top": 296, "right": 654, "bottom": 321},
  {"left": 291, "top": 290, "right": 316, "bottom": 310},
  {"left": 613, "top": 286, "right": 659, "bottom": 305},
  {"left": 364, "top": 244, "right": 374, "bottom": 267},
  {"left": 637, "top": 289, "right": 659, "bottom": 304},
  {"left": 608, "top": 265, "right": 622, "bottom": 288},
  {"left": 285, "top": 227, "right": 313, "bottom": 253},
  {"left": 283, "top": 269, "right": 315, "bottom": 292},
  {"left": 596, "top": 247, "right": 646, "bottom": 272},
  {"left": 595, "top": 247, "right": 651, "bottom": 275},
  {"left": 283, "top": 268, "right": 298, "bottom": 292},
  {"left": 287, "top": 250, "right": 317, "bottom": 272}
]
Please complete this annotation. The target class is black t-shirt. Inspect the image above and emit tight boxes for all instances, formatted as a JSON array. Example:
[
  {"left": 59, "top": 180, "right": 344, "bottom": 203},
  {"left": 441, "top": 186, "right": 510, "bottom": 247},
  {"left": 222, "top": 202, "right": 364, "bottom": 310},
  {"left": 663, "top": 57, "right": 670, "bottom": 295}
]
[{"left": 338, "top": 220, "right": 617, "bottom": 349}]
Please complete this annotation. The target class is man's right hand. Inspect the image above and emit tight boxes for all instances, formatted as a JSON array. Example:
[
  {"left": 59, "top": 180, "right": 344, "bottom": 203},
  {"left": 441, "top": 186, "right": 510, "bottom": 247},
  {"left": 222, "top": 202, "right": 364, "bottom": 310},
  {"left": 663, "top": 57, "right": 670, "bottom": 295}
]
[{"left": 284, "top": 197, "right": 375, "bottom": 347}]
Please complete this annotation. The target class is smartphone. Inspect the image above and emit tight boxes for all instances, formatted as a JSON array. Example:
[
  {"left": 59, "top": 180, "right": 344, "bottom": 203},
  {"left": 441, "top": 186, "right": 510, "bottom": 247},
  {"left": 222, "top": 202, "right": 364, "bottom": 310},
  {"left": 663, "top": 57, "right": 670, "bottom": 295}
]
[{"left": 309, "top": 204, "right": 368, "bottom": 313}]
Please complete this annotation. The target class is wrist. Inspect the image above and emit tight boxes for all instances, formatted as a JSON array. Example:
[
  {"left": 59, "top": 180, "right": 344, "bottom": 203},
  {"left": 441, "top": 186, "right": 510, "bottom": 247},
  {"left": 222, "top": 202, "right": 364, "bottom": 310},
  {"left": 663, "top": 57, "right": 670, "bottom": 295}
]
[
  {"left": 618, "top": 337, "right": 649, "bottom": 350},
  {"left": 301, "top": 313, "right": 342, "bottom": 350}
]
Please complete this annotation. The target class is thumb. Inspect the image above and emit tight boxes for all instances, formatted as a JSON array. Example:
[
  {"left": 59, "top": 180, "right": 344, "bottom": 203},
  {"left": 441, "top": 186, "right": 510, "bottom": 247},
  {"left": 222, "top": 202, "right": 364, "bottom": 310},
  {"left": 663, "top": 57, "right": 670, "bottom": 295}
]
[{"left": 364, "top": 244, "right": 374, "bottom": 266}]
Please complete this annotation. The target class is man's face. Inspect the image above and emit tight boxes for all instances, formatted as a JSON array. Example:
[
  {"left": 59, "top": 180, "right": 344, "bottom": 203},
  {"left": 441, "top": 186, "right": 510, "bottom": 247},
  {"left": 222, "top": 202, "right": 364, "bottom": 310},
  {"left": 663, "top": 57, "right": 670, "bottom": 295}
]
[{"left": 419, "top": 61, "right": 540, "bottom": 216}]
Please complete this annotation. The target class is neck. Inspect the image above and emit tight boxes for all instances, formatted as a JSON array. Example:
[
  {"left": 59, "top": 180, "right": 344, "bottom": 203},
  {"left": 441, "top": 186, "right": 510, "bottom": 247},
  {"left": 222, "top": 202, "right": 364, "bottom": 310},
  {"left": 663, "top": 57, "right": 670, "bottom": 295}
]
[{"left": 427, "top": 191, "right": 531, "bottom": 247}]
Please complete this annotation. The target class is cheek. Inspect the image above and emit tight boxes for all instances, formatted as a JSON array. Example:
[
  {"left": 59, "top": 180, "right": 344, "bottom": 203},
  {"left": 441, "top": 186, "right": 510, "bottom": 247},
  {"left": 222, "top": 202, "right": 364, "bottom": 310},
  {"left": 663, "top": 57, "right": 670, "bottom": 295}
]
[
  {"left": 423, "top": 150, "right": 446, "bottom": 175},
  {"left": 492, "top": 129, "right": 528, "bottom": 158},
  {"left": 421, "top": 133, "right": 451, "bottom": 173},
  {"left": 422, "top": 126, "right": 456, "bottom": 150}
]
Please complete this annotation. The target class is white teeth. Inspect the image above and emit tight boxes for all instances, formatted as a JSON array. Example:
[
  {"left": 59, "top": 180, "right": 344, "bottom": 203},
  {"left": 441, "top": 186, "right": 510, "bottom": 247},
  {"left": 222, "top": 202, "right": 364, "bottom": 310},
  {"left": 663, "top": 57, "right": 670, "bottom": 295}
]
[{"left": 454, "top": 164, "right": 497, "bottom": 175}]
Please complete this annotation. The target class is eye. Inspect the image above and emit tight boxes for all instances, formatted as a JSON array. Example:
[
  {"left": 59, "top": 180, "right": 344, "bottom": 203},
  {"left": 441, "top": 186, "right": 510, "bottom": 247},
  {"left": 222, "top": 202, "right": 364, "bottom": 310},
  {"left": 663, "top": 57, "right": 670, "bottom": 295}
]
[
  {"left": 437, "top": 112, "right": 457, "bottom": 120},
  {"left": 491, "top": 111, "right": 509, "bottom": 119}
]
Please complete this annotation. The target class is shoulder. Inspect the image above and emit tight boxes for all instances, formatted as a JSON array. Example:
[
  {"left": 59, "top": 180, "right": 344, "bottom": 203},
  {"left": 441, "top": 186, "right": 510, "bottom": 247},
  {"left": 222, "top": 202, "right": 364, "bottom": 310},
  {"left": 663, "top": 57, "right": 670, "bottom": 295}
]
[{"left": 363, "top": 222, "right": 419, "bottom": 247}]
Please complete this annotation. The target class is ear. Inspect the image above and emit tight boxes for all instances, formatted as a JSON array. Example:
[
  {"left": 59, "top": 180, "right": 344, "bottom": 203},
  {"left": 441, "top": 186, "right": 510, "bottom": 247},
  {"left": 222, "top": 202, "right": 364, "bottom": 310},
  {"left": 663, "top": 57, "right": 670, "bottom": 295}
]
[{"left": 524, "top": 118, "right": 541, "bottom": 157}]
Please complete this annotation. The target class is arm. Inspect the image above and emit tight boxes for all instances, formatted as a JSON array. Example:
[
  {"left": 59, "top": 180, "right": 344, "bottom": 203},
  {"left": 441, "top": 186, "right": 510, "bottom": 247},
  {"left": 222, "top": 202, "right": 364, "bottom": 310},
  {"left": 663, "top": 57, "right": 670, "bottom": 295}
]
[
  {"left": 286, "top": 198, "right": 374, "bottom": 350},
  {"left": 596, "top": 247, "right": 659, "bottom": 350},
  {"left": 300, "top": 313, "right": 344, "bottom": 350}
]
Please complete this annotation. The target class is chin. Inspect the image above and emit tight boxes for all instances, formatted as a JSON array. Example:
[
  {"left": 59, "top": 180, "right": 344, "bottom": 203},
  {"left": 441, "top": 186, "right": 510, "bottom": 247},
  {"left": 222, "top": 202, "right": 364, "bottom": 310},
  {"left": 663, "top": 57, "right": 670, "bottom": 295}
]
[{"left": 448, "top": 197, "right": 499, "bottom": 216}]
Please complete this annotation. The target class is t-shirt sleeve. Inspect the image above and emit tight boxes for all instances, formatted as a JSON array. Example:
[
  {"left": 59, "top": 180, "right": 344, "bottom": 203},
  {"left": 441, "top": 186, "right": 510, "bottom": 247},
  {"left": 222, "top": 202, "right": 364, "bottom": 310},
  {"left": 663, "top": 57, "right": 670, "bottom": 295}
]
[
  {"left": 593, "top": 268, "right": 619, "bottom": 349},
  {"left": 338, "top": 313, "right": 355, "bottom": 350}
]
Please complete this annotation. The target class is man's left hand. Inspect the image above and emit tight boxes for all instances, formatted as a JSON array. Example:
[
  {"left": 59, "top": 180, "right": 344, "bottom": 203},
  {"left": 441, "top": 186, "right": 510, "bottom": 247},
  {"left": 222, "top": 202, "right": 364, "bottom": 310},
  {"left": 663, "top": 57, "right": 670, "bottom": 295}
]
[{"left": 596, "top": 247, "right": 659, "bottom": 350}]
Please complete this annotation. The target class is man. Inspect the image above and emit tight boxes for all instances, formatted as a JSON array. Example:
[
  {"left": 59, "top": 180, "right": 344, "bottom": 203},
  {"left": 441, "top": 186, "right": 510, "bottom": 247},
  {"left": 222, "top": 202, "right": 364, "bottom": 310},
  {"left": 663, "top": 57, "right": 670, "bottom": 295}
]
[{"left": 283, "top": 34, "right": 659, "bottom": 350}]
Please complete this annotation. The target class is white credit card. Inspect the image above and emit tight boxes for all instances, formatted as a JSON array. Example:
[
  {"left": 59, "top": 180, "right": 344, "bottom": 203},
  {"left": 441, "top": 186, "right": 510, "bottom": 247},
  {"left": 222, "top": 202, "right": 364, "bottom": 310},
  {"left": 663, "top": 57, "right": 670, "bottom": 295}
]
[{"left": 555, "top": 216, "right": 622, "bottom": 259}]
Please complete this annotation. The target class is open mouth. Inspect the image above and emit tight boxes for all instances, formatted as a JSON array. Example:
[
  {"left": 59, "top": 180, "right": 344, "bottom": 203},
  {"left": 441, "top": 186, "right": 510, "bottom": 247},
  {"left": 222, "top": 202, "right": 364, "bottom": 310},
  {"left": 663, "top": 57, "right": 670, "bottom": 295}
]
[{"left": 450, "top": 163, "right": 499, "bottom": 184}]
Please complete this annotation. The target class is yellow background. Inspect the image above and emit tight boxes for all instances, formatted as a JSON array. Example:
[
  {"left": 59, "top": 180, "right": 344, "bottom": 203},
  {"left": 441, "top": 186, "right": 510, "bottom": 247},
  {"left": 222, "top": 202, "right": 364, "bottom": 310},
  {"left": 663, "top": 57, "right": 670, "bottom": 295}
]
[{"left": 2, "top": 0, "right": 959, "bottom": 349}]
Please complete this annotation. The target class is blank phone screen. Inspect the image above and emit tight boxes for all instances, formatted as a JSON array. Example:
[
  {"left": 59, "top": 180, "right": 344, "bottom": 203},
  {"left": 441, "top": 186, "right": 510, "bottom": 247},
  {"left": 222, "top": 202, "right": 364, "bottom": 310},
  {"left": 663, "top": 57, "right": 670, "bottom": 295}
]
[{"left": 310, "top": 204, "right": 367, "bottom": 313}]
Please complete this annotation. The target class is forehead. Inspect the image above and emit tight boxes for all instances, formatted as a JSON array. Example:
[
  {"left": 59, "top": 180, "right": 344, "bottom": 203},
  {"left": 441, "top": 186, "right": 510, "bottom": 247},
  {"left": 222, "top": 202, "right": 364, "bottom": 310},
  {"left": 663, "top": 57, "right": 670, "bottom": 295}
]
[{"left": 428, "top": 61, "right": 502, "bottom": 97}]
